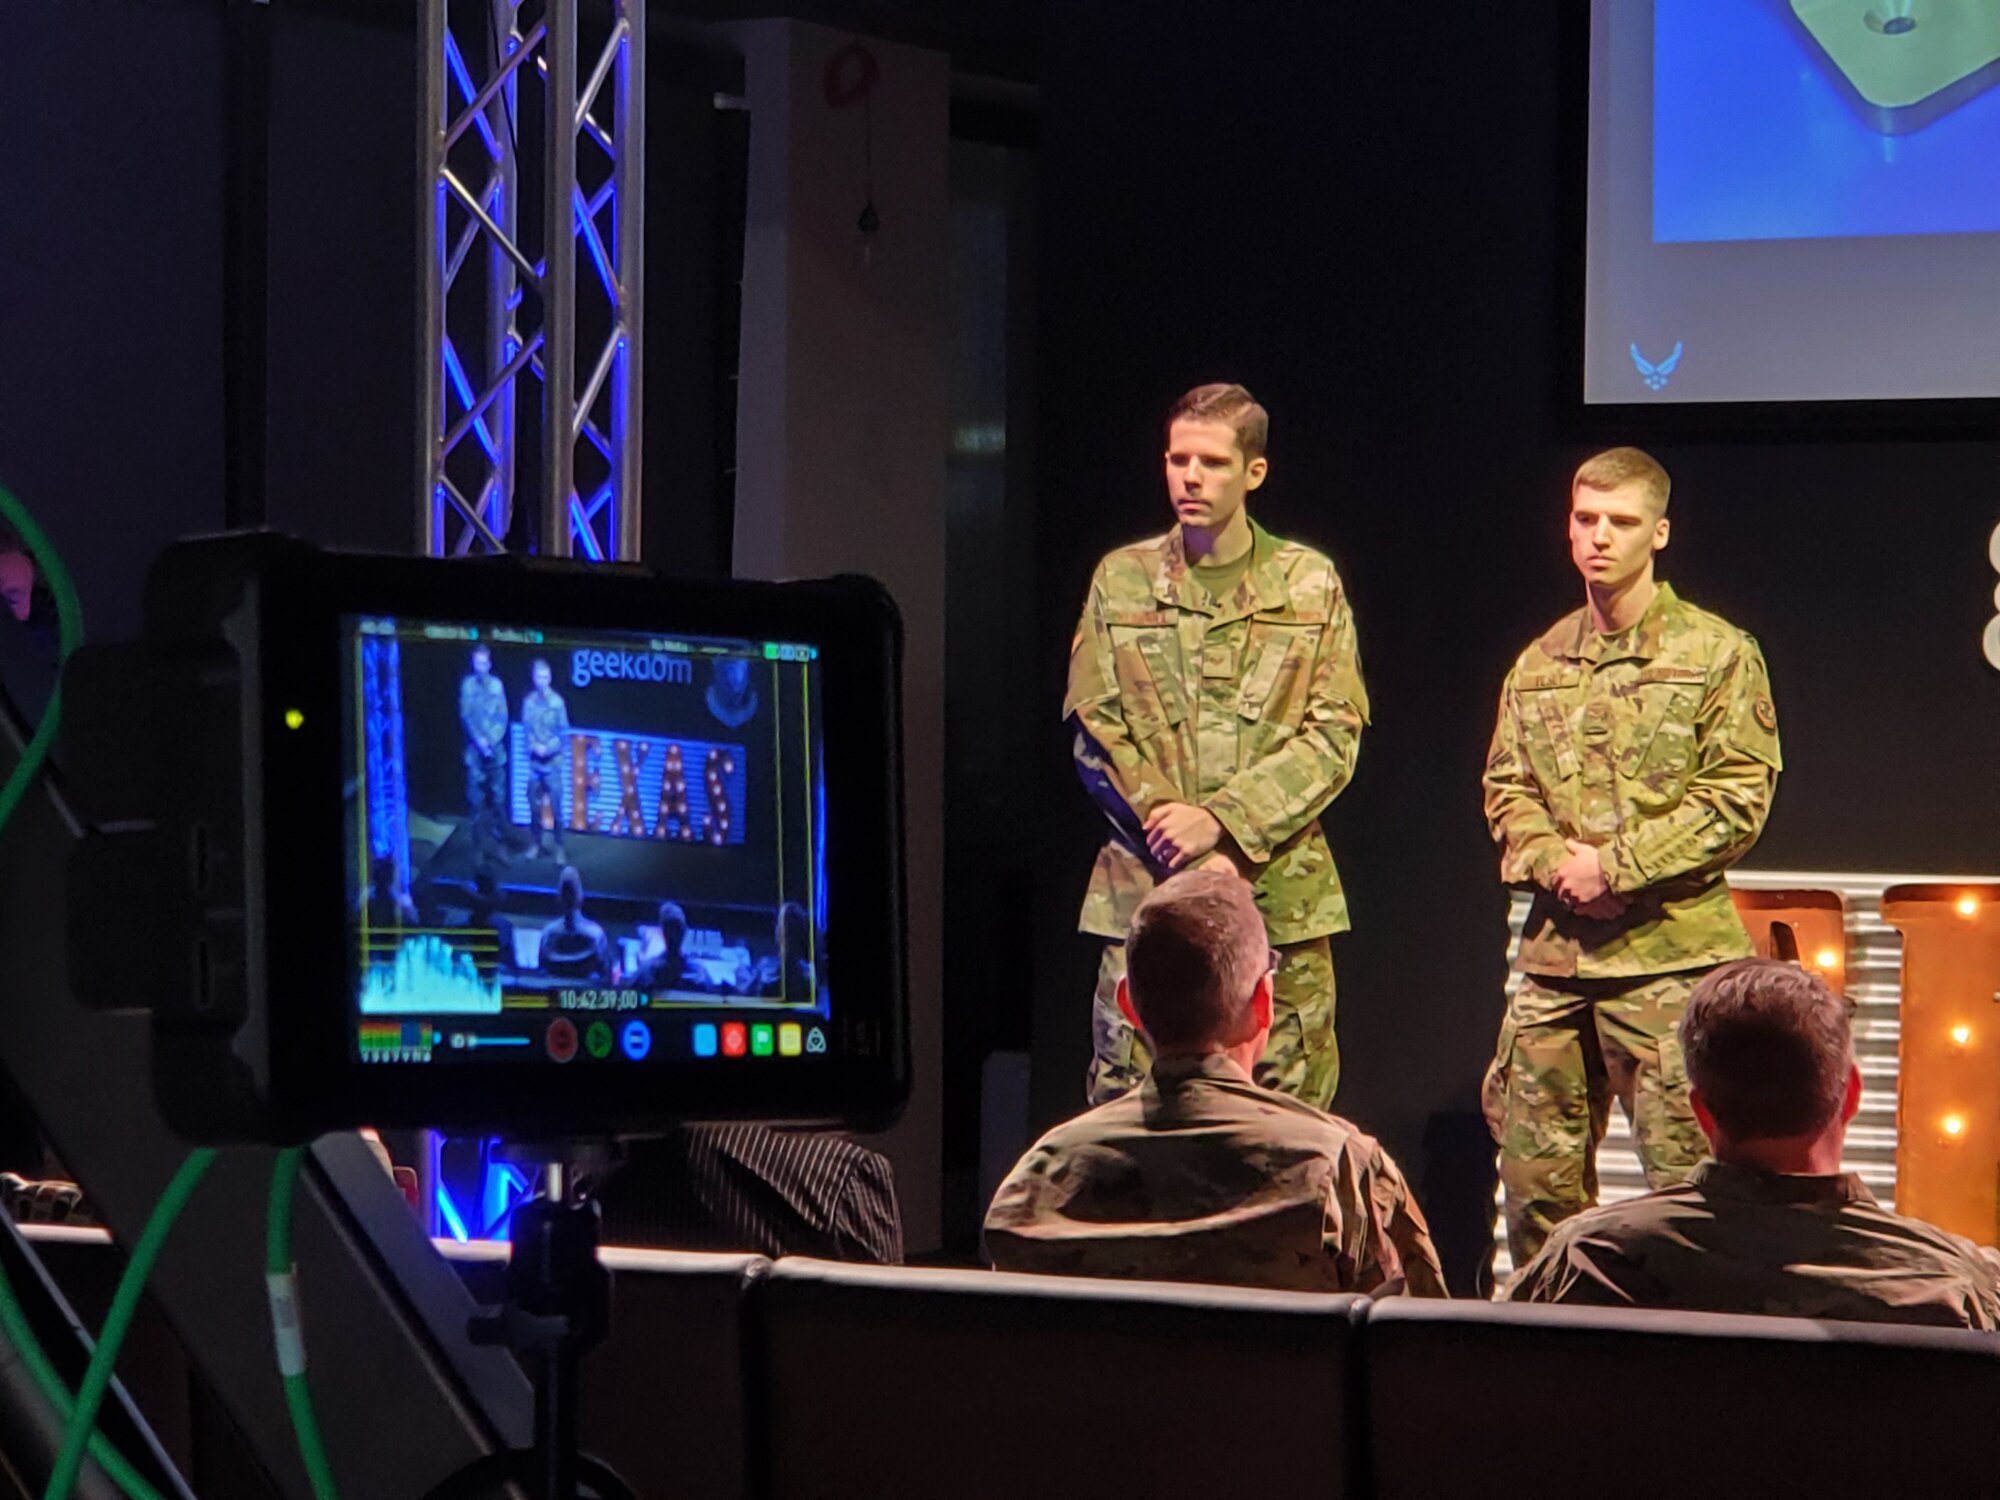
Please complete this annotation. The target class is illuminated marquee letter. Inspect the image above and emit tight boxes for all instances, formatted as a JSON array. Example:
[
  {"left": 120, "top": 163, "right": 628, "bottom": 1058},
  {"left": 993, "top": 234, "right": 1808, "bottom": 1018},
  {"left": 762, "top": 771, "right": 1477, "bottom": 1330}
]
[
  {"left": 653, "top": 743, "right": 690, "bottom": 840},
  {"left": 609, "top": 739, "right": 651, "bottom": 836},
  {"left": 568, "top": 736, "right": 601, "bottom": 831},
  {"left": 1984, "top": 522, "right": 2000, "bottom": 672}
]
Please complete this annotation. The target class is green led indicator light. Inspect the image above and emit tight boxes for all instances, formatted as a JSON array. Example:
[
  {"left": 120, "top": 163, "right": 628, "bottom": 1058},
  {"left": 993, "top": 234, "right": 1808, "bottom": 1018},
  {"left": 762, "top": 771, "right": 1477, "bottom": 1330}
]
[{"left": 283, "top": 709, "right": 306, "bottom": 730}]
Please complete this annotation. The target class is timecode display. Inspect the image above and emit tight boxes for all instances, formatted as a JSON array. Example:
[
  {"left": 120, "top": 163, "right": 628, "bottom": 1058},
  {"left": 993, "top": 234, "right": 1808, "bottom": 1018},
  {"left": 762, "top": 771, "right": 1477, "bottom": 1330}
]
[{"left": 556, "top": 988, "right": 646, "bottom": 1012}]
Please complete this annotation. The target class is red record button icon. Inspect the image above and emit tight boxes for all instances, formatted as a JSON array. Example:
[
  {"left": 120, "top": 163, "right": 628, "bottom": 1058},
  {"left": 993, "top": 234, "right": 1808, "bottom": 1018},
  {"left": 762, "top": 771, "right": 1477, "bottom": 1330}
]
[{"left": 545, "top": 1017, "right": 579, "bottom": 1063}]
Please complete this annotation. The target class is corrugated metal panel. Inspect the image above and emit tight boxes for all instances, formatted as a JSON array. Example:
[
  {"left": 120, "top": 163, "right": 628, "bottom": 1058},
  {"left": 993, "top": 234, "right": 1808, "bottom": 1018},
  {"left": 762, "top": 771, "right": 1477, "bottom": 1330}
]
[{"left": 1486, "top": 869, "right": 1997, "bottom": 1287}]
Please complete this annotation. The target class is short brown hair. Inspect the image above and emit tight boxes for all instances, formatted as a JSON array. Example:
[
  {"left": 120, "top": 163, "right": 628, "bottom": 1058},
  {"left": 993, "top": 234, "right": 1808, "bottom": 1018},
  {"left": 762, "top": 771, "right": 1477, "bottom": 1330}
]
[
  {"left": 1165, "top": 383, "right": 1269, "bottom": 462},
  {"left": 1124, "top": 869, "right": 1267, "bottom": 1051},
  {"left": 1574, "top": 446, "right": 1670, "bottom": 514},
  {"left": 1680, "top": 958, "right": 1851, "bottom": 1141}
]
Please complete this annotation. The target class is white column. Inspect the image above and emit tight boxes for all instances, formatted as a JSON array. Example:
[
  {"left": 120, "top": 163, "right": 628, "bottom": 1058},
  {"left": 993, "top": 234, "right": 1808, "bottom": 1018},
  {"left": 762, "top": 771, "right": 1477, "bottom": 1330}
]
[{"left": 728, "top": 18, "right": 949, "bottom": 1250}]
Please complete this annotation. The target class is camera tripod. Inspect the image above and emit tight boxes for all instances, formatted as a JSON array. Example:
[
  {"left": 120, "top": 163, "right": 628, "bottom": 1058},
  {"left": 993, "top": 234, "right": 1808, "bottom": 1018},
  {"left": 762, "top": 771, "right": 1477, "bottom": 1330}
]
[{"left": 420, "top": 1145, "right": 637, "bottom": 1500}]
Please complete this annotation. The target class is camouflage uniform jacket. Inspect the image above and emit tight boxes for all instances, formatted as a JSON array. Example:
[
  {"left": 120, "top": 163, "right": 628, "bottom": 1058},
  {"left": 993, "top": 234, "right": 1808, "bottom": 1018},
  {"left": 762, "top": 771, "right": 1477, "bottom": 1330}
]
[
  {"left": 1503, "top": 1160, "right": 2000, "bottom": 1329},
  {"left": 521, "top": 687, "right": 570, "bottom": 761},
  {"left": 460, "top": 673, "right": 509, "bottom": 757},
  {"left": 1066, "top": 521, "right": 1368, "bottom": 944},
  {"left": 984, "top": 1052, "right": 1445, "bottom": 1296},
  {"left": 1483, "top": 583, "right": 1781, "bottom": 979}
]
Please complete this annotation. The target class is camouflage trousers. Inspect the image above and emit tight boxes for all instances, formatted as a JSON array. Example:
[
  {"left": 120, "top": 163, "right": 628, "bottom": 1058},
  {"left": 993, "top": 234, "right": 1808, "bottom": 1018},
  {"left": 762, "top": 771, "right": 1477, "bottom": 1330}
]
[
  {"left": 1088, "top": 936, "right": 1337, "bottom": 1110},
  {"left": 1483, "top": 970, "right": 1709, "bottom": 1266}
]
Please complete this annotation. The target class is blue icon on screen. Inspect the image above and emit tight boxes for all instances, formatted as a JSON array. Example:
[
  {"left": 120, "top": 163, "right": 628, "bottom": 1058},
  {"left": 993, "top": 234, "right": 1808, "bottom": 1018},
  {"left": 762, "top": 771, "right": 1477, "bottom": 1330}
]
[
  {"left": 1630, "top": 342, "right": 1683, "bottom": 392},
  {"left": 621, "top": 1019, "right": 652, "bottom": 1060},
  {"left": 692, "top": 1023, "right": 717, "bottom": 1057}
]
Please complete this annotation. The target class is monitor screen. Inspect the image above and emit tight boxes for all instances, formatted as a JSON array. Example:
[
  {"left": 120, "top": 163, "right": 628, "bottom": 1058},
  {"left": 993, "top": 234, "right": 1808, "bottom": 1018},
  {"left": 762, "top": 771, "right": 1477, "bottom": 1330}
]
[
  {"left": 342, "top": 616, "right": 830, "bottom": 1072},
  {"left": 1582, "top": 0, "right": 2000, "bottom": 406}
]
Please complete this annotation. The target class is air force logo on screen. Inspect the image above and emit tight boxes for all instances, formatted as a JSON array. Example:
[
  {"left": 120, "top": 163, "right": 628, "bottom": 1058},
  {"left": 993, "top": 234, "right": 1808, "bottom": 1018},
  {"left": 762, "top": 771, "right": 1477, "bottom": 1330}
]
[{"left": 1630, "top": 342, "right": 1683, "bottom": 392}]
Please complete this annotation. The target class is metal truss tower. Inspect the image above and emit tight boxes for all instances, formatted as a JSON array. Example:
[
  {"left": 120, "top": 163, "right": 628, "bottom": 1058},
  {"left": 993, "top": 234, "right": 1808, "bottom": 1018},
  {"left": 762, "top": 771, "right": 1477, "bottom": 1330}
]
[{"left": 419, "top": 0, "right": 645, "bottom": 563}]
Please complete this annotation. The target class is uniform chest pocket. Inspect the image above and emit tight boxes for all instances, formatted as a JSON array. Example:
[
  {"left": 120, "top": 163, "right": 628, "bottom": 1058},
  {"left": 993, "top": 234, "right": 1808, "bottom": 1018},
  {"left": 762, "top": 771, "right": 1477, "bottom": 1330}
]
[
  {"left": 1516, "top": 683, "right": 1581, "bottom": 786},
  {"left": 1236, "top": 622, "right": 1319, "bottom": 726},
  {"left": 1626, "top": 670, "right": 1706, "bottom": 783},
  {"left": 1107, "top": 624, "right": 1189, "bottom": 738}
]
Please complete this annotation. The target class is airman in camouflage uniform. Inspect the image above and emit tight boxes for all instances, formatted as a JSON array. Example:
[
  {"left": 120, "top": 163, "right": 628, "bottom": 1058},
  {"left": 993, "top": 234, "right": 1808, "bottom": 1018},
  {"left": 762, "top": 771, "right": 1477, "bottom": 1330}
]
[
  {"left": 520, "top": 658, "right": 570, "bottom": 861},
  {"left": 459, "top": 644, "right": 509, "bottom": 852},
  {"left": 986, "top": 1051, "right": 1444, "bottom": 1295},
  {"left": 1483, "top": 448, "right": 1781, "bottom": 1265},
  {"left": 1068, "top": 385, "right": 1367, "bottom": 1110},
  {"left": 987, "top": 869, "right": 1442, "bottom": 1295},
  {"left": 1507, "top": 960, "right": 2000, "bottom": 1328},
  {"left": 1504, "top": 1160, "right": 2000, "bottom": 1328}
]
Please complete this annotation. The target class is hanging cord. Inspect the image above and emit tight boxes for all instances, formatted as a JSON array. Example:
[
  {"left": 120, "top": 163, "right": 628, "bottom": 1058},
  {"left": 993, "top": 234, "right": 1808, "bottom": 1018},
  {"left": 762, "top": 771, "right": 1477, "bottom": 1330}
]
[
  {"left": 266, "top": 1147, "right": 340, "bottom": 1500},
  {"left": 0, "top": 480, "right": 85, "bottom": 830},
  {"left": 0, "top": 1251, "right": 172, "bottom": 1500},
  {"left": 0, "top": 480, "right": 175, "bottom": 1500},
  {"left": 44, "top": 1149, "right": 216, "bottom": 1500}
]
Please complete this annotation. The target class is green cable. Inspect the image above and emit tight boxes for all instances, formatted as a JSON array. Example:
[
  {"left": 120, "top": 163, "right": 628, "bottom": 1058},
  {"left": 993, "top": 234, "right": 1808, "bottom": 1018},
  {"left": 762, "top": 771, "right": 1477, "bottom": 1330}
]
[
  {"left": 266, "top": 1148, "right": 339, "bottom": 1500},
  {"left": 0, "top": 480, "right": 85, "bottom": 835},
  {"left": 44, "top": 1149, "right": 215, "bottom": 1500},
  {"left": 0, "top": 1251, "right": 170, "bottom": 1500},
  {"left": 0, "top": 479, "right": 169, "bottom": 1500}
]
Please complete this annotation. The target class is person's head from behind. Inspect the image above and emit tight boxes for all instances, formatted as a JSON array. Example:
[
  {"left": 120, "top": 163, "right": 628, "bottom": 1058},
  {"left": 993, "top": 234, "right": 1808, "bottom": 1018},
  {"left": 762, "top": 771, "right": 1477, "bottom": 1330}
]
[
  {"left": 0, "top": 530, "right": 35, "bottom": 623},
  {"left": 1569, "top": 446, "right": 1670, "bottom": 594},
  {"left": 657, "top": 901, "right": 689, "bottom": 960},
  {"left": 1680, "top": 958, "right": 1859, "bottom": 1170},
  {"left": 557, "top": 865, "right": 584, "bottom": 919},
  {"left": 1116, "top": 869, "right": 1273, "bottom": 1064},
  {"left": 1162, "top": 383, "right": 1269, "bottom": 536},
  {"left": 775, "top": 902, "right": 810, "bottom": 966},
  {"left": 472, "top": 864, "right": 502, "bottom": 917}
]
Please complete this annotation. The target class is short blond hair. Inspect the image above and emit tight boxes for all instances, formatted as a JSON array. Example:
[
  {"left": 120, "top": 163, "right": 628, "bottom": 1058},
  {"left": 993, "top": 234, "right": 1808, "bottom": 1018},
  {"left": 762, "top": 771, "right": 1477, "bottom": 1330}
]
[
  {"left": 1166, "top": 383, "right": 1269, "bottom": 463},
  {"left": 1574, "top": 446, "right": 1670, "bottom": 514}
]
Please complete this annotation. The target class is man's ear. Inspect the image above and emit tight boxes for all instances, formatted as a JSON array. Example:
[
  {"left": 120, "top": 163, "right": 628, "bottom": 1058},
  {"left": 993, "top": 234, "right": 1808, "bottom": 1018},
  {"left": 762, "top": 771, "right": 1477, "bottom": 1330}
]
[
  {"left": 1651, "top": 513, "right": 1671, "bottom": 555},
  {"left": 1688, "top": 1083, "right": 1718, "bottom": 1148},
  {"left": 1245, "top": 455, "right": 1270, "bottom": 492},
  {"left": 1116, "top": 975, "right": 1142, "bottom": 1034},
  {"left": 1248, "top": 971, "right": 1275, "bottom": 1038},
  {"left": 1841, "top": 1061, "right": 1863, "bottom": 1125}
]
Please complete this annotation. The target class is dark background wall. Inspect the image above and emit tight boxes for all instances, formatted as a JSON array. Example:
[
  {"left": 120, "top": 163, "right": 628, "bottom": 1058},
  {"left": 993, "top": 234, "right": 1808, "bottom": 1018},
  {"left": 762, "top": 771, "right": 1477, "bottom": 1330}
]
[
  {"left": 6, "top": 0, "right": 1997, "bottom": 1282},
  {"left": 1026, "top": 0, "right": 2000, "bottom": 1285}
]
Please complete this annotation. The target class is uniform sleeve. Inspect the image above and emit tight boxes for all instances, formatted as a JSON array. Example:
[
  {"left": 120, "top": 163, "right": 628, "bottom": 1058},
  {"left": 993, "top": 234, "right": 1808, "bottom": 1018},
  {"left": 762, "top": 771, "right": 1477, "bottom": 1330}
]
[
  {"left": 458, "top": 678, "right": 475, "bottom": 736},
  {"left": 1328, "top": 1140, "right": 1449, "bottom": 1298},
  {"left": 1204, "top": 575, "right": 1368, "bottom": 864},
  {"left": 1500, "top": 1220, "right": 1651, "bottom": 1307},
  {"left": 1065, "top": 566, "right": 1183, "bottom": 836},
  {"left": 1482, "top": 671, "right": 1570, "bottom": 888},
  {"left": 1600, "top": 637, "right": 1782, "bottom": 894}
]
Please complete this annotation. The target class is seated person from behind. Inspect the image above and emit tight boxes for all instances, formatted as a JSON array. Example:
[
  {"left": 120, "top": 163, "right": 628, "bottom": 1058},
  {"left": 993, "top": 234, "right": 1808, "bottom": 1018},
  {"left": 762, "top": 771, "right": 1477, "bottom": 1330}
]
[
  {"left": 636, "top": 902, "right": 710, "bottom": 992},
  {"left": 1507, "top": 957, "right": 2000, "bottom": 1328},
  {"left": 538, "top": 864, "right": 611, "bottom": 980},
  {"left": 984, "top": 869, "right": 1446, "bottom": 1296},
  {"left": 593, "top": 1124, "right": 902, "bottom": 1263},
  {"left": 738, "top": 901, "right": 816, "bottom": 999},
  {"left": 463, "top": 865, "right": 518, "bottom": 970},
  {"left": 364, "top": 855, "right": 419, "bottom": 929}
]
